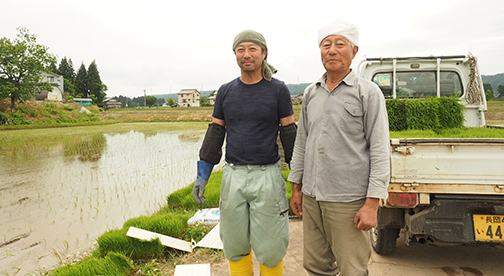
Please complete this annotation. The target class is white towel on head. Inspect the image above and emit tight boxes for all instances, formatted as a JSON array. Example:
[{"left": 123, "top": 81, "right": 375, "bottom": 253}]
[{"left": 318, "top": 19, "right": 359, "bottom": 47}]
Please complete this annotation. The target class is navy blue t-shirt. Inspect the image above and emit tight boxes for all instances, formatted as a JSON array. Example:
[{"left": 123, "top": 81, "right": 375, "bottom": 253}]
[{"left": 212, "top": 77, "right": 294, "bottom": 165}]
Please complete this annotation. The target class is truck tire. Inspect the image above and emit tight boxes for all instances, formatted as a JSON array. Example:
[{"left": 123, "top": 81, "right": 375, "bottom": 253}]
[{"left": 370, "top": 226, "right": 400, "bottom": 255}]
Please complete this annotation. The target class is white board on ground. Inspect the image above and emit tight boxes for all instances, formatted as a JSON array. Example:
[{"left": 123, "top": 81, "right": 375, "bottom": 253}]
[
  {"left": 126, "top": 226, "right": 193, "bottom": 252},
  {"left": 195, "top": 222, "right": 223, "bottom": 249},
  {"left": 174, "top": 263, "right": 210, "bottom": 276}
]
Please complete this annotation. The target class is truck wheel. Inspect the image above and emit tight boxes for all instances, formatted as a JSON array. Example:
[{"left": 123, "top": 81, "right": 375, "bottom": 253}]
[{"left": 370, "top": 227, "right": 399, "bottom": 255}]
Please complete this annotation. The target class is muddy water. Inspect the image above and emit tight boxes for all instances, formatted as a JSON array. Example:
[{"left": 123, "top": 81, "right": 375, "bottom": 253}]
[{"left": 0, "top": 123, "right": 213, "bottom": 275}]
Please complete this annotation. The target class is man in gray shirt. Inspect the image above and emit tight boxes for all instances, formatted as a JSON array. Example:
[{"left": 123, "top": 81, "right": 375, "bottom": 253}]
[{"left": 288, "top": 19, "right": 390, "bottom": 276}]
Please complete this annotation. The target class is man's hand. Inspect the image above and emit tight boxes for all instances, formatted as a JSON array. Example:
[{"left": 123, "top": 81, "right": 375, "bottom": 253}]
[
  {"left": 192, "top": 178, "right": 207, "bottom": 205},
  {"left": 353, "top": 198, "right": 379, "bottom": 231},
  {"left": 290, "top": 183, "right": 303, "bottom": 218},
  {"left": 192, "top": 160, "right": 214, "bottom": 205}
]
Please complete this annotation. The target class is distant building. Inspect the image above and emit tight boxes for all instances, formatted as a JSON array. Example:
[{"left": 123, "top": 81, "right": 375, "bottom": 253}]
[
  {"left": 74, "top": 98, "right": 93, "bottom": 105},
  {"left": 103, "top": 98, "right": 122, "bottom": 109},
  {"left": 291, "top": 94, "right": 303, "bottom": 105},
  {"left": 208, "top": 92, "right": 217, "bottom": 105},
  {"left": 177, "top": 89, "right": 200, "bottom": 107},
  {"left": 35, "top": 72, "right": 64, "bottom": 102}
]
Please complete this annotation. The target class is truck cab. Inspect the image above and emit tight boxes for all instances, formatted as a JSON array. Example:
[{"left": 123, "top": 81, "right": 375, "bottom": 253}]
[{"left": 357, "top": 55, "right": 487, "bottom": 127}]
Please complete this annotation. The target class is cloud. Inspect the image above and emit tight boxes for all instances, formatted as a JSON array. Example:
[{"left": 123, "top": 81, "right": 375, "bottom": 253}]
[{"left": 1, "top": 0, "right": 502, "bottom": 98}]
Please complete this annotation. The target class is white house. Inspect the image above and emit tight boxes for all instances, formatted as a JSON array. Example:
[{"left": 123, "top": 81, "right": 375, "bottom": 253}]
[
  {"left": 35, "top": 72, "right": 64, "bottom": 102},
  {"left": 208, "top": 92, "right": 217, "bottom": 105},
  {"left": 177, "top": 89, "right": 200, "bottom": 107}
]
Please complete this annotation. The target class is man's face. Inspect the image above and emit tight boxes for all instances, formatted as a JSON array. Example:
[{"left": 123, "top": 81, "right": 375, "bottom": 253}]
[
  {"left": 234, "top": 42, "right": 266, "bottom": 73},
  {"left": 320, "top": 35, "right": 358, "bottom": 73}
]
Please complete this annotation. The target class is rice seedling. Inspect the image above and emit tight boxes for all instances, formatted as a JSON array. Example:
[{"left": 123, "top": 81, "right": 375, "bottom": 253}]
[{"left": 48, "top": 252, "right": 132, "bottom": 276}]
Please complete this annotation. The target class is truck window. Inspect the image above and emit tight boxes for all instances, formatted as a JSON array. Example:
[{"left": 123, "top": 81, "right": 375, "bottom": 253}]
[{"left": 372, "top": 71, "right": 463, "bottom": 99}]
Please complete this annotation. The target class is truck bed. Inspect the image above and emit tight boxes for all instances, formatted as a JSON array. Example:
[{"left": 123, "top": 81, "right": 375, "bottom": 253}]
[{"left": 389, "top": 138, "right": 504, "bottom": 194}]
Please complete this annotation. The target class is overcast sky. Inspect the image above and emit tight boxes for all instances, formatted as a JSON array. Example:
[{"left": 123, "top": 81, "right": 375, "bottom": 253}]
[{"left": 2, "top": 0, "right": 503, "bottom": 98}]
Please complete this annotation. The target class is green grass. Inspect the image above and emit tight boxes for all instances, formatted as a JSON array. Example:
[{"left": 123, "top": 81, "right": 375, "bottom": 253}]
[
  {"left": 49, "top": 252, "right": 132, "bottom": 276},
  {"left": 0, "top": 101, "right": 103, "bottom": 129},
  {"left": 390, "top": 127, "right": 504, "bottom": 138}
]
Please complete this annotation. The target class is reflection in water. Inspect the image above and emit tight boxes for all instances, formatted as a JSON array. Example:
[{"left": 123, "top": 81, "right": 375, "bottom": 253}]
[
  {"left": 63, "top": 134, "right": 107, "bottom": 162},
  {"left": 0, "top": 123, "right": 212, "bottom": 275}
]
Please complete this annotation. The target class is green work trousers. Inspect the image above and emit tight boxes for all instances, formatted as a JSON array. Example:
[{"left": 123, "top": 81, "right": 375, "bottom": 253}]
[
  {"left": 303, "top": 195, "right": 370, "bottom": 276},
  {"left": 219, "top": 163, "right": 289, "bottom": 268}
]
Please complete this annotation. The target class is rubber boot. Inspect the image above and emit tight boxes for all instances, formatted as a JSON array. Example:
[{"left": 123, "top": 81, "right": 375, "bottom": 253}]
[
  {"left": 259, "top": 258, "right": 284, "bottom": 276},
  {"left": 228, "top": 254, "right": 253, "bottom": 276}
]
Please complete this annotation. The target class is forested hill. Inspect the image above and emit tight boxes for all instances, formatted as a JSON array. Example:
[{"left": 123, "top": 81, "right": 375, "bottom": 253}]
[
  {"left": 482, "top": 73, "right": 504, "bottom": 91},
  {"left": 286, "top": 83, "right": 311, "bottom": 95},
  {"left": 152, "top": 75, "right": 503, "bottom": 101}
]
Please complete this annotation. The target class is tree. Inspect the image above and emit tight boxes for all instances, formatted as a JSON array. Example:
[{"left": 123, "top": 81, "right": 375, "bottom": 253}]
[
  {"left": 0, "top": 27, "right": 56, "bottom": 109},
  {"left": 485, "top": 89, "right": 494, "bottom": 102},
  {"left": 145, "top": 95, "right": 157, "bottom": 108},
  {"left": 116, "top": 95, "right": 134, "bottom": 108},
  {"left": 87, "top": 60, "right": 107, "bottom": 104},
  {"left": 74, "top": 63, "right": 88, "bottom": 98},
  {"left": 57, "top": 57, "right": 75, "bottom": 83},
  {"left": 498, "top": 85, "right": 504, "bottom": 98},
  {"left": 157, "top": 97, "right": 165, "bottom": 106},
  {"left": 63, "top": 78, "right": 75, "bottom": 96},
  {"left": 49, "top": 61, "right": 57, "bottom": 73},
  {"left": 167, "top": 97, "right": 176, "bottom": 107},
  {"left": 200, "top": 96, "right": 211, "bottom": 106},
  {"left": 131, "top": 96, "right": 144, "bottom": 107}
]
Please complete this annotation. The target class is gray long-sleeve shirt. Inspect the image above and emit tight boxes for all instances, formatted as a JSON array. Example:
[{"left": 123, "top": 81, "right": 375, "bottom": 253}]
[{"left": 287, "top": 70, "right": 390, "bottom": 202}]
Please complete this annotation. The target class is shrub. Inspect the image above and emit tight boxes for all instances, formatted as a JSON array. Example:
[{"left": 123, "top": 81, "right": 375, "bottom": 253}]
[
  {"left": 56, "top": 115, "right": 77, "bottom": 123},
  {"left": 9, "top": 112, "right": 27, "bottom": 125},
  {"left": 63, "top": 105, "right": 75, "bottom": 112},
  {"left": 45, "top": 103, "right": 62, "bottom": 115},
  {"left": 49, "top": 252, "right": 132, "bottom": 276},
  {"left": 16, "top": 105, "right": 38, "bottom": 117},
  {"left": 0, "top": 112, "right": 8, "bottom": 125}
]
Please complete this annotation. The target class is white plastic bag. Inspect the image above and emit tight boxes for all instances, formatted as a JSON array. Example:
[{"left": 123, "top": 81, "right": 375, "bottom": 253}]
[{"left": 188, "top": 208, "right": 220, "bottom": 225}]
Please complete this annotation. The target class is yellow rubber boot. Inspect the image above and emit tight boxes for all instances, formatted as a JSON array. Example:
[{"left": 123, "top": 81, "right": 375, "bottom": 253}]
[
  {"left": 228, "top": 253, "right": 253, "bottom": 276},
  {"left": 259, "top": 258, "right": 284, "bottom": 276}
]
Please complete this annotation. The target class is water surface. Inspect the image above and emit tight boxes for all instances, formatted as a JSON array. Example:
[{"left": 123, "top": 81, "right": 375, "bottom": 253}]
[{"left": 0, "top": 123, "right": 210, "bottom": 275}]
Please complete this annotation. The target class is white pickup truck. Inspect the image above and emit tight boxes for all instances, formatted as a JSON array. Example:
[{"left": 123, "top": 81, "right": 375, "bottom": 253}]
[
  {"left": 357, "top": 55, "right": 504, "bottom": 254},
  {"left": 357, "top": 54, "right": 487, "bottom": 127}
]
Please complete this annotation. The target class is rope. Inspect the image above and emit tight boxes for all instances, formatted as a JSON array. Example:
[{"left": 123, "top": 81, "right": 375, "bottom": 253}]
[{"left": 466, "top": 54, "right": 482, "bottom": 104}]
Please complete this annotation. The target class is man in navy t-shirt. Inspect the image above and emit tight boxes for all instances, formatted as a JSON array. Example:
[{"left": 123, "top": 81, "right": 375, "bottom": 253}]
[{"left": 192, "top": 30, "right": 297, "bottom": 276}]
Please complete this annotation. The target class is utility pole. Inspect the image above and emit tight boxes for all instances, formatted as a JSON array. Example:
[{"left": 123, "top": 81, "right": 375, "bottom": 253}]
[{"left": 144, "top": 89, "right": 146, "bottom": 107}]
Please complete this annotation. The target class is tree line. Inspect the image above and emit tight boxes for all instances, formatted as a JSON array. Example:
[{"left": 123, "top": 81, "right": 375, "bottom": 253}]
[
  {"left": 54, "top": 57, "right": 107, "bottom": 104},
  {"left": 484, "top": 82, "right": 504, "bottom": 102},
  {"left": 0, "top": 27, "right": 106, "bottom": 109},
  {"left": 112, "top": 93, "right": 213, "bottom": 108}
]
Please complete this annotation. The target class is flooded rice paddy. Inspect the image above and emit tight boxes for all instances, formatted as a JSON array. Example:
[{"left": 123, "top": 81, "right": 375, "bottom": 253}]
[{"left": 0, "top": 122, "right": 214, "bottom": 275}]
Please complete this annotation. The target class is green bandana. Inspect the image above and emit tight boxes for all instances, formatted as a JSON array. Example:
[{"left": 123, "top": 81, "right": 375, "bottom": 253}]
[{"left": 232, "top": 30, "right": 277, "bottom": 81}]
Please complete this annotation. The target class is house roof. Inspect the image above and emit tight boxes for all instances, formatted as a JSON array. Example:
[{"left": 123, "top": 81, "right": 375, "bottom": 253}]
[
  {"left": 178, "top": 89, "right": 199, "bottom": 95},
  {"left": 104, "top": 97, "right": 120, "bottom": 102}
]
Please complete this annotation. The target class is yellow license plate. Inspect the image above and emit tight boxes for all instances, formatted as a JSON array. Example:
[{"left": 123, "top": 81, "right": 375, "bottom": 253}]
[{"left": 473, "top": 214, "right": 504, "bottom": 241}]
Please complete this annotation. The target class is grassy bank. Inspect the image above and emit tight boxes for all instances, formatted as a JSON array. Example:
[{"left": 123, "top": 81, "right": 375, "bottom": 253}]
[{"left": 2, "top": 100, "right": 504, "bottom": 129}]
